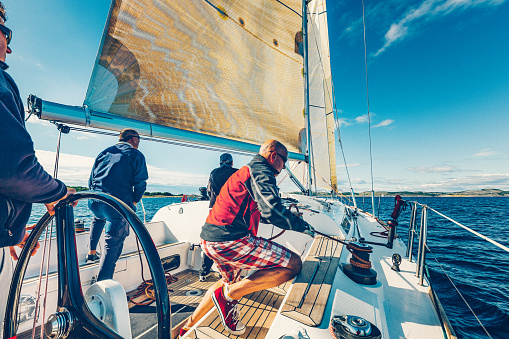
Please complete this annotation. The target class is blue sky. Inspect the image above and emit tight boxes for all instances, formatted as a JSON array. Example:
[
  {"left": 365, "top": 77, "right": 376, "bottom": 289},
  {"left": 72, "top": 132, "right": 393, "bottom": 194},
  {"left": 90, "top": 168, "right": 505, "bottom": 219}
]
[{"left": 4, "top": 0, "right": 509, "bottom": 194}]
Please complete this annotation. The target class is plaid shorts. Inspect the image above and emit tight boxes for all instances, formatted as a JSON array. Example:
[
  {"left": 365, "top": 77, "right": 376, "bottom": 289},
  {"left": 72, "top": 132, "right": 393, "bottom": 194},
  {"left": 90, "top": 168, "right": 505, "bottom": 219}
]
[{"left": 201, "top": 234, "right": 292, "bottom": 284}]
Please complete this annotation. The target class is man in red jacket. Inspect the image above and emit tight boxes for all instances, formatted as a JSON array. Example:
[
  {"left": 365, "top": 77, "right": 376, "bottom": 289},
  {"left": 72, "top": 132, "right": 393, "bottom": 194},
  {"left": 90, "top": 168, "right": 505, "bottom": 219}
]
[{"left": 179, "top": 140, "right": 315, "bottom": 337}]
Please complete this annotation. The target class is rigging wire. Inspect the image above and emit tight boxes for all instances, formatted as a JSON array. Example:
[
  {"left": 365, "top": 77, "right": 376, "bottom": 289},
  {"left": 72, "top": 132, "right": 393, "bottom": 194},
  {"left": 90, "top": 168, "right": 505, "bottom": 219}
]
[
  {"left": 361, "top": 0, "right": 376, "bottom": 216},
  {"left": 277, "top": 160, "right": 301, "bottom": 186}
]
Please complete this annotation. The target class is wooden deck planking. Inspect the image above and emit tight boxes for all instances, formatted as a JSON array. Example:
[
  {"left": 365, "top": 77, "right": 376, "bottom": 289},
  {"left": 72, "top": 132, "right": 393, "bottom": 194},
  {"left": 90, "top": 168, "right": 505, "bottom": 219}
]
[
  {"left": 188, "top": 287, "right": 286, "bottom": 338},
  {"left": 240, "top": 290, "right": 276, "bottom": 338},
  {"left": 128, "top": 269, "right": 218, "bottom": 308},
  {"left": 280, "top": 235, "right": 343, "bottom": 326}
]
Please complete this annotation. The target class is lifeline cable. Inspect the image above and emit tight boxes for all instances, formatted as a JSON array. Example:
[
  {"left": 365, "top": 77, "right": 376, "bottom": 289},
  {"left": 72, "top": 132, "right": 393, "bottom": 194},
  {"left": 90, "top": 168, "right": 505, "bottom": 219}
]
[{"left": 425, "top": 244, "right": 492, "bottom": 338}]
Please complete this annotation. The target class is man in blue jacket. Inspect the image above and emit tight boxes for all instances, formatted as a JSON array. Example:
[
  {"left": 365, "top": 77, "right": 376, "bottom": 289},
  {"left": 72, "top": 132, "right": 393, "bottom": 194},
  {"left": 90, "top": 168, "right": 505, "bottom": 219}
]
[
  {"left": 0, "top": 3, "right": 75, "bottom": 336},
  {"left": 86, "top": 129, "right": 148, "bottom": 282}
]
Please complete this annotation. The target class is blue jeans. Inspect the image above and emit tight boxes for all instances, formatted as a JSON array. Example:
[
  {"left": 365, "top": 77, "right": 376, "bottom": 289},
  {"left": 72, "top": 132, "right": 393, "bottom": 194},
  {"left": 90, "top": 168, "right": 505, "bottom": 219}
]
[{"left": 88, "top": 200, "right": 130, "bottom": 281}]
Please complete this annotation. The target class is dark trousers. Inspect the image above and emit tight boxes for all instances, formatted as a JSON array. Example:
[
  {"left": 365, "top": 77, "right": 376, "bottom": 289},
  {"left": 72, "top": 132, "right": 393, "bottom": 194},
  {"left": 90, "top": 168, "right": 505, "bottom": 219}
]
[
  {"left": 88, "top": 200, "right": 129, "bottom": 282},
  {"left": 201, "top": 252, "right": 214, "bottom": 272}
]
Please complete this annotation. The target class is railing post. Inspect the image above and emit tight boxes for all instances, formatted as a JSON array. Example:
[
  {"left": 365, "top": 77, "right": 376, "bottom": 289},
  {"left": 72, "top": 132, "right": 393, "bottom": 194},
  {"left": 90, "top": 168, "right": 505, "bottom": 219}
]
[
  {"left": 416, "top": 205, "right": 426, "bottom": 277},
  {"left": 419, "top": 206, "right": 428, "bottom": 285},
  {"left": 407, "top": 202, "right": 417, "bottom": 261}
]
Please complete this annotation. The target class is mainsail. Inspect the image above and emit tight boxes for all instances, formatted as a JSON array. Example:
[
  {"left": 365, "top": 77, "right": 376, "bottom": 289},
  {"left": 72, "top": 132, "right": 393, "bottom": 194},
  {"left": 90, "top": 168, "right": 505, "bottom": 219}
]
[
  {"left": 85, "top": 0, "right": 306, "bottom": 153},
  {"left": 37, "top": 0, "right": 337, "bottom": 191}
]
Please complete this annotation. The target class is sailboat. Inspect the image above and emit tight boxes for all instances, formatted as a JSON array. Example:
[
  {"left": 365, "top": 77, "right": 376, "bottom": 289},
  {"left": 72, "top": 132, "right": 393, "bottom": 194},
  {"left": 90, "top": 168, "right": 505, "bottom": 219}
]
[{"left": 4, "top": 0, "right": 460, "bottom": 338}]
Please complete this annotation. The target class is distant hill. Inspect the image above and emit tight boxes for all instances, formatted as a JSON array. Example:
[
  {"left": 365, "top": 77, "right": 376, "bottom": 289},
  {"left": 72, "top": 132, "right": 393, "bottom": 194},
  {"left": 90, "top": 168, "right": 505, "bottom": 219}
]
[
  {"left": 67, "top": 186, "right": 183, "bottom": 197},
  {"left": 350, "top": 188, "right": 509, "bottom": 197}
]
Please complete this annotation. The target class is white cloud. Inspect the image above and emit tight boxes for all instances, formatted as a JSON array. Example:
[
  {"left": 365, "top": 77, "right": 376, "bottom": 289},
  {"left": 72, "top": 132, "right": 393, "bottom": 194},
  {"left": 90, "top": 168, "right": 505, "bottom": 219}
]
[
  {"left": 336, "top": 118, "right": 352, "bottom": 127},
  {"left": 473, "top": 148, "right": 497, "bottom": 157},
  {"left": 373, "top": 119, "right": 394, "bottom": 128},
  {"left": 374, "top": 0, "right": 506, "bottom": 56},
  {"left": 407, "top": 165, "right": 457, "bottom": 173},
  {"left": 414, "top": 173, "right": 509, "bottom": 191},
  {"left": 355, "top": 114, "right": 370, "bottom": 123},
  {"left": 35, "top": 150, "right": 209, "bottom": 189},
  {"left": 337, "top": 163, "right": 361, "bottom": 168},
  {"left": 25, "top": 114, "right": 53, "bottom": 126},
  {"left": 146, "top": 164, "right": 208, "bottom": 187},
  {"left": 35, "top": 150, "right": 94, "bottom": 186}
]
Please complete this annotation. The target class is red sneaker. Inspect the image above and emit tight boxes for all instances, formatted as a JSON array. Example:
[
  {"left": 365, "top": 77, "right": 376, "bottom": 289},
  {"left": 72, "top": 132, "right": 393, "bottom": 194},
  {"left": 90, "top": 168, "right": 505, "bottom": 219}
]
[
  {"left": 178, "top": 326, "right": 189, "bottom": 338},
  {"left": 211, "top": 286, "right": 246, "bottom": 335}
]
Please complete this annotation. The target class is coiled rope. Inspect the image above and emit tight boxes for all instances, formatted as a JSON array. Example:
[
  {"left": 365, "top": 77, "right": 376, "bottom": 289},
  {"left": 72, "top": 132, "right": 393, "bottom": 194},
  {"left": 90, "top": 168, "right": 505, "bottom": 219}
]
[
  {"left": 129, "top": 237, "right": 178, "bottom": 306},
  {"left": 346, "top": 242, "right": 373, "bottom": 269}
]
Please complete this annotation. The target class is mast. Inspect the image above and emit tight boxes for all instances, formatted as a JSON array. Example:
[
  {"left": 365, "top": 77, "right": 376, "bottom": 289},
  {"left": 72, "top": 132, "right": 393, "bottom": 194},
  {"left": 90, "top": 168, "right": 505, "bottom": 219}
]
[{"left": 303, "top": 0, "right": 313, "bottom": 196}]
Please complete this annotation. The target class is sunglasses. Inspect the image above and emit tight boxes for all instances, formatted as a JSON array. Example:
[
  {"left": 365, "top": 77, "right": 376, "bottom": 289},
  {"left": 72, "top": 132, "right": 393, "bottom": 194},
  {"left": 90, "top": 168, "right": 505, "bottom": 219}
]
[
  {"left": 0, "top": 24, "right": 11, "bottom": 45},
  {"left": 275, "top": 152, "right": 287, "bottom": 163}
]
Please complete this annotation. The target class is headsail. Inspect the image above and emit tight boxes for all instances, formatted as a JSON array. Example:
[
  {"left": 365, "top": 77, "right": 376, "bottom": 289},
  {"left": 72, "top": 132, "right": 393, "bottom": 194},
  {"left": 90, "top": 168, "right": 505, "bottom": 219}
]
[
  {"left": 288, "top": 0, "right": 337, "bottom": 192},
  {"left": 307, "top": 0, "right": 337, "bottom": 192}
]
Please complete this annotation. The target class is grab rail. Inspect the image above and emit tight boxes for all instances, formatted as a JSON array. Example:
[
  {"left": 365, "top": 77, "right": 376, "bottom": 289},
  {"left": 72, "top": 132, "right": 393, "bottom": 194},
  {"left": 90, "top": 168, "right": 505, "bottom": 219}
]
[{"left": 404, "top": 200, "right": 507, "bottom": 339}]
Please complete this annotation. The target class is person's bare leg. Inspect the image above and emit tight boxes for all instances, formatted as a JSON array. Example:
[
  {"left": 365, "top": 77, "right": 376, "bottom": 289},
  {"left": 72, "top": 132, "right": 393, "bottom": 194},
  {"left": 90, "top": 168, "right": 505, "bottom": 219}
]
[
  {"left": 228, "top": 252, "right": 301, "bottom": 300},
  {"left": 183, "top": 279, "right": 223, "bottom": 329},
  {"left": 183, "top": 252, "right": 302, "bottom": 330}
]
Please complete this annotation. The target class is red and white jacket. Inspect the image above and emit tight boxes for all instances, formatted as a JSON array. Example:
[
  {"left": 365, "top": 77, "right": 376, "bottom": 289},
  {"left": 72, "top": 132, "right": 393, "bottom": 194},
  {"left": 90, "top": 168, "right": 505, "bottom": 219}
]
[{"left": 200, "top": 154, "right": 311, "bottom": 242}]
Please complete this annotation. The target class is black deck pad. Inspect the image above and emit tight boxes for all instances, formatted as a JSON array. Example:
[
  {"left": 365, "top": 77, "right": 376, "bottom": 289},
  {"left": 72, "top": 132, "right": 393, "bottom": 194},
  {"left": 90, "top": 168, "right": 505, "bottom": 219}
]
[{"left": 130, "top": 303, "right": 196, "bottom": 338}]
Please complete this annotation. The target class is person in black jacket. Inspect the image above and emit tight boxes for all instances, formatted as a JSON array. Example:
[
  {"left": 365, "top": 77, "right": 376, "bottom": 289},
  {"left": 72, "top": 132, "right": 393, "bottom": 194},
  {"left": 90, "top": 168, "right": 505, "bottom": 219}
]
[
  {"left": 199, "top": 153, "right": 238, "bottom": 281},
  {"left": 0, "top": 3, "right": 75, "bottom": 336},
  {"left": 179, "top": 140, "right": 315, "bottom": 337},
  {"left": 86, "top": 129, "right": 148, "bottom": 282}
]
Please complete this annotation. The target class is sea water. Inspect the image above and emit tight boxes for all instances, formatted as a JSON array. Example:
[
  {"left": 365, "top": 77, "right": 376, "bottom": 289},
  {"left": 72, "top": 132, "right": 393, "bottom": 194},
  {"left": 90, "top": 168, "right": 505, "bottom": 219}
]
[
  {"left": 26, "top": 196, "right": 508, "bottom": 339},
  {"left": 361, "top": 196, "right": 509, "bottom": 339}
]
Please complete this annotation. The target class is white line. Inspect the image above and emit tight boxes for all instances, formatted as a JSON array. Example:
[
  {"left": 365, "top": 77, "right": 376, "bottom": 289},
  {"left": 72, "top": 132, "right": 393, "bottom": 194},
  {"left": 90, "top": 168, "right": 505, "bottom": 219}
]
[
  {"left": 429, "top": 207, "right": 509, "bottom": 253},
  {"left": 134, "top": 323, "right": 157, "bottom": 339},
  {"left": 133, "top": 304, "right": 188, "bottom": 339}
]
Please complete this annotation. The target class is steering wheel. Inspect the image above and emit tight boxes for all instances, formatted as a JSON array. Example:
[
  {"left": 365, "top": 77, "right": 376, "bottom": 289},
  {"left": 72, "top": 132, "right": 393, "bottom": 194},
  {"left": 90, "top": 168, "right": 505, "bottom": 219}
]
[{"left": 3, "top": 191, "right": 171, "bottom": 338}]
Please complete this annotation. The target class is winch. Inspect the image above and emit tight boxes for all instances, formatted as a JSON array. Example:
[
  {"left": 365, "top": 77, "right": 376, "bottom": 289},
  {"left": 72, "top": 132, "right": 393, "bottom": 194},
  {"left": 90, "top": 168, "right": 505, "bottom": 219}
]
[
  {"left": 329, "top": 315, "right": 381, "bottom": 339},
  {"left": 342, "top": 241, "right": 377, "bottom": 285}
]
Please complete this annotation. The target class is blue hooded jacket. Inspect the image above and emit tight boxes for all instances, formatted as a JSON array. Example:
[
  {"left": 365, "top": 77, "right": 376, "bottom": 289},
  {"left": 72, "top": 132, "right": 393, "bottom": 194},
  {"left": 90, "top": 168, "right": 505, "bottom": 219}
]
[
  {"left": 88, "top": 142, "right": 148, "bottom": 209},
  {"left": 0, "top": 69, "right": 67, "bottom": 247}
]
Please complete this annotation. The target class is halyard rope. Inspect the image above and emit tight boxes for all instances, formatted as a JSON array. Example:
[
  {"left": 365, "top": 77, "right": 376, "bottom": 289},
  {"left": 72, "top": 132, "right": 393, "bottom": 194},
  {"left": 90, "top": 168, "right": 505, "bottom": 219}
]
[{"left": 361, "top": 0, "right": 376, "bottom": 216}]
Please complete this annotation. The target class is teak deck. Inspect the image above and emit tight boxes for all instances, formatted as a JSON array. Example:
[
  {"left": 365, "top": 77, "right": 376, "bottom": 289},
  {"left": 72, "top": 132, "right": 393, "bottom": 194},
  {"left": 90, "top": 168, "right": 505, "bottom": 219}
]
[
  {"left": 280, "top": 235, "right": 343, "bottom": 326},
  {"left": 187, "top": 235, "right": 343, "bottom": 338},
  {"left": 187, "top": 288, "right": 286, "bottom": 339},
  {"left": 17, "top": 236, "right": 343, "bottom": 339}
]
